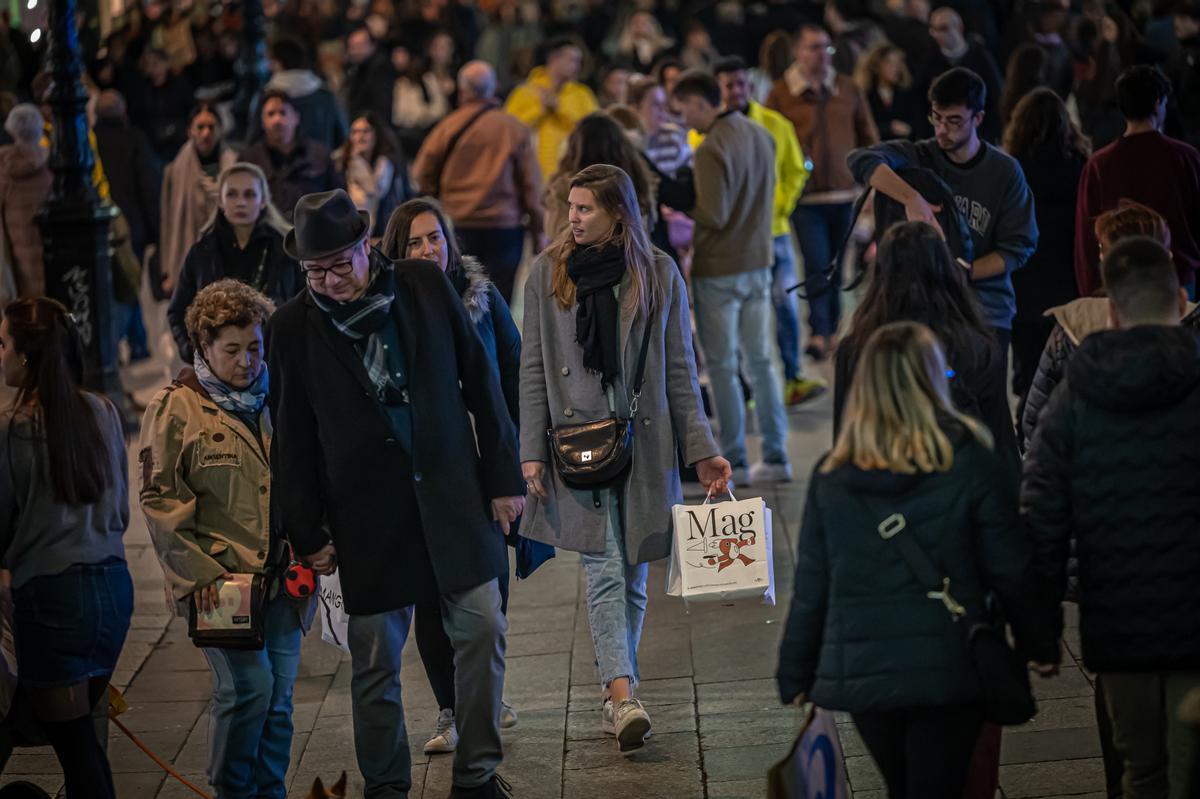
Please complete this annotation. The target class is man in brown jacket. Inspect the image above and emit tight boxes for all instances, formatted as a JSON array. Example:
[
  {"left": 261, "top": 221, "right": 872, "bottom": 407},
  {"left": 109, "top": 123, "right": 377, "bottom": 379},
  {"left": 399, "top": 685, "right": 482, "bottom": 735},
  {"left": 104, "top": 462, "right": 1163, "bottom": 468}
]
[
  {"left": 414, "top": 61, "right": 543, "bottom": 303},
  {"left": 766, "top": 23, "right": 878, "bottom": 360},
  {"left": 672, "top": 70, "right": 791, "bottom": 488}
]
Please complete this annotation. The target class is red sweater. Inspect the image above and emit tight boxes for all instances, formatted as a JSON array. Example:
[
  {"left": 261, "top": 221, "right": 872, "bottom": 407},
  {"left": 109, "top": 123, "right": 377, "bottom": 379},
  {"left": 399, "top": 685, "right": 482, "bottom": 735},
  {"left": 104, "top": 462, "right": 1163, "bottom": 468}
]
[{"left": 1074, "top": 131, "right": 1200, "bottom": 295}]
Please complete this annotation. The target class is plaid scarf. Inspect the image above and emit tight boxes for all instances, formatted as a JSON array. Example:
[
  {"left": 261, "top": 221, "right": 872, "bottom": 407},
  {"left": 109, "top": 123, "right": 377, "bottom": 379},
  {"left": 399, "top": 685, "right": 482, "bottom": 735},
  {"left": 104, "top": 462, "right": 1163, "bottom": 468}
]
[
  {"left": 309, "top": 256, "right": 397, "bottom": 398},
  {"left": 193, "top": 353, "right": 269, "bottom": 415}
]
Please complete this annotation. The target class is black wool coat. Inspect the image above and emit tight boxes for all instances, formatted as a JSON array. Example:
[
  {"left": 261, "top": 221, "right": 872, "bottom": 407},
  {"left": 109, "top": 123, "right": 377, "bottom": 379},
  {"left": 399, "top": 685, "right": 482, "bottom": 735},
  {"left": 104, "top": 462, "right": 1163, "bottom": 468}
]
[
  {"left": 1021, "top": 325, "right": 1200, "bottom": 673},
  {"left": 778, "top": 423, "right": 1055, "bottom": 712},
  {"left": 267, "top": 255, "right": 524, "bottom": 615}
]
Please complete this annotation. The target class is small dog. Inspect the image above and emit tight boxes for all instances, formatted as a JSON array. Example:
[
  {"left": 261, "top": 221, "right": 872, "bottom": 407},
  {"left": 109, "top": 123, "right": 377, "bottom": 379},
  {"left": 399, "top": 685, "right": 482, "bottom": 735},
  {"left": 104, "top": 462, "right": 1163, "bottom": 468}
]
[{"left": 305, "top": 772, "right": 347, "bottom": 799}]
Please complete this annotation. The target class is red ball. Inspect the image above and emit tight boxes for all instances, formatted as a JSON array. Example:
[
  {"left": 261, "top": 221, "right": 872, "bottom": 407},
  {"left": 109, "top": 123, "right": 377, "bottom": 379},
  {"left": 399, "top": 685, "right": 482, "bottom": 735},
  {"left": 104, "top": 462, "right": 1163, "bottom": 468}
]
[{"left": 284, "top": 563, "right": 316, "bottom": 599}]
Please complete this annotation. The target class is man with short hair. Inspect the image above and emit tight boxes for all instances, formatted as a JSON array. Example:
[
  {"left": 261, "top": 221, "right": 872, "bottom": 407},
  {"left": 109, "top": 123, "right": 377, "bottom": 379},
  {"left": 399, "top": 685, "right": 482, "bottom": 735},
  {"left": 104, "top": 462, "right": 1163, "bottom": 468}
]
[
  {"left": 672, "top": 70, "right": 791, "bottom": 486},
  {"left": 701, "top": 56, "right": 824, "bottom": 406},
  {"left": 848, "top": 66, "right": 1038, "bottom": 351},
  {"left": 766, "top": 23, "right": 879, "bottom": 362},
  {"left": 1022, "top": 235, "right": 1200, "bottom": 799},
  {"left": 240, "top": 90, "right": 344, "bottom": 220},
  {"left": 415, "top": 60, "right": 543, "bottom": 303},
  {"left": 920, "top": 6, "right": 1002, "bottom": 141},
  {"left": 343, "top": 24, "right": 395, "bottom": 123},
  {"left": 270, "top": 190, "right": 524, "bottom": 799},
  {"left": 1074, "top": 65, "right": 1200, "bottom": 298},
  {"left": 504, "top": 36, "right": 598, "bottom": 183}
]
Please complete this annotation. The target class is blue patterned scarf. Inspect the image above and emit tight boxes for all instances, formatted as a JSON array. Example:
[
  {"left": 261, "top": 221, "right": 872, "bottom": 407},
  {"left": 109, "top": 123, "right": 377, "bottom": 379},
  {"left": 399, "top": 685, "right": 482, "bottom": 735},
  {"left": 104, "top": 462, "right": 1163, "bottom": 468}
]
[{"left": 194, "top": 353, "right": 269, "bottom": 415}]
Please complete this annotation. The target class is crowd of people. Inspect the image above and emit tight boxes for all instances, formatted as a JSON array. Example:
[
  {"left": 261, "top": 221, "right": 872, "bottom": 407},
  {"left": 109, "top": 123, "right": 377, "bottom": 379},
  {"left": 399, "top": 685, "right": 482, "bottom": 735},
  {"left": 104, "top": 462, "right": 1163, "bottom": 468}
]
[{"left": 2, "top": 1, "right": 1200, "bottom": 798}]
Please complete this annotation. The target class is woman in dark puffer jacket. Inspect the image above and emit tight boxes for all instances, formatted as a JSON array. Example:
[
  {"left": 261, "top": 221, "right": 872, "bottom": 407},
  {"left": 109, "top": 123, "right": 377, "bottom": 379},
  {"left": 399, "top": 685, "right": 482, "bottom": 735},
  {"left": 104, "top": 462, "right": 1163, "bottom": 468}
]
[{"left": 779, "top": 321, "right": 1055, "bottom": 799}]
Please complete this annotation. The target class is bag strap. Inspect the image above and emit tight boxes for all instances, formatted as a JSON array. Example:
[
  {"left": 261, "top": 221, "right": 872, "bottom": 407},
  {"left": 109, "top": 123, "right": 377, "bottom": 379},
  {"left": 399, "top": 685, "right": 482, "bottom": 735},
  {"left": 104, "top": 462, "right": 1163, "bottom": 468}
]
[
  {"left": 785, "top": 187, "right": 872, "bottom": 299},
  {"left": 860, "top": 495, "right": 966, "bottom": 621},
  {"left": 628, "top": 321, "right": 653, "bottom": 415},
  {"left": 428, "top": 103, "right": 494, "bottom": 197}
]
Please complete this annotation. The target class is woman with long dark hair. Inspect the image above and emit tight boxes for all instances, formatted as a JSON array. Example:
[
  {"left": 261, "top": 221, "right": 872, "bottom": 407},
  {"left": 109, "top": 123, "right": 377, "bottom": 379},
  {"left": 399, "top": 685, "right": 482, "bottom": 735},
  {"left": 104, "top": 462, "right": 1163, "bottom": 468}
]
[
  {"left": 779, "top": 321, "right": 1054, "bottom": 798},
  {"left": 0, "top": 298, "right": 133, "bottom": 798},
  {"left": 542, "top": 112, "right": 657, "bottom": 241},
  {"left": 380, "top": 197, "right": 523, "bottom": 753},
  {"left": 520, "top": 165, "right": 728, "bottom": 752},
  {"left": 333, "top": 111, "right": 413, "bottom": 236},
  {"left": 998, "top": 44, "right": 1049, "bottom": 127},
  {"left": 834, "top": 221, "right": 1018, "bottom": 479},
  {"left": 1003, "top": 87, "right": 1090, "bottom": 406}
]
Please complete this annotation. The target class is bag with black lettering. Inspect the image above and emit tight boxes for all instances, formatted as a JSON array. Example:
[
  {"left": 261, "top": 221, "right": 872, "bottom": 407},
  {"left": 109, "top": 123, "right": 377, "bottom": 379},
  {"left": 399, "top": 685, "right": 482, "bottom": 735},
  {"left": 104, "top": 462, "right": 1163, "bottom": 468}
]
[{"left": 667, "top": 491, "right": 775, "bottom": 605}]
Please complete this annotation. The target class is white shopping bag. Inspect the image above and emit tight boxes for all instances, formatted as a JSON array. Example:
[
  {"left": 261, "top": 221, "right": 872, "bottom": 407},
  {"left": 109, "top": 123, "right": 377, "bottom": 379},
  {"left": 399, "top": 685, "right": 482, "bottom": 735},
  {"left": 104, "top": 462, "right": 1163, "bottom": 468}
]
[
  {"left": 667, "top": 491, "right": 775, "bottom": 605},
  {"left": 317, "top": 569, "right": 351, "bottom": 653}
]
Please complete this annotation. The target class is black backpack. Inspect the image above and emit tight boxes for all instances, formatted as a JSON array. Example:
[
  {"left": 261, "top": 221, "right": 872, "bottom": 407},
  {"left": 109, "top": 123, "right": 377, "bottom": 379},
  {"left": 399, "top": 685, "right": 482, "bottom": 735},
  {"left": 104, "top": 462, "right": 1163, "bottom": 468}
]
[{"left": 789, "top": 164, "right": 975, "bottom": 298}]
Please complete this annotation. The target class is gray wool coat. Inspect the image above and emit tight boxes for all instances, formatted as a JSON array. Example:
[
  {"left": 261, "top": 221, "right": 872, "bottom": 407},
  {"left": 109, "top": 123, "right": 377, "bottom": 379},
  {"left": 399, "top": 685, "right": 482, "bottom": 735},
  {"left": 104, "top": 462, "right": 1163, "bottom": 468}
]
[{"left": 519, "top": 249, "right": 719, "bottom": 565}]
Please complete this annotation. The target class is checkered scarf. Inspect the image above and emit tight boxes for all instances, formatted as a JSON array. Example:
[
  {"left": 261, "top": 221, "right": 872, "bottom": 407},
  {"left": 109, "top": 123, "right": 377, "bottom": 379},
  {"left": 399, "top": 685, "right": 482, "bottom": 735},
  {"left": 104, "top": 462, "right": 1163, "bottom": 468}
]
[{"left": 309, "top": 257, "right": 396, "bottom": 397}]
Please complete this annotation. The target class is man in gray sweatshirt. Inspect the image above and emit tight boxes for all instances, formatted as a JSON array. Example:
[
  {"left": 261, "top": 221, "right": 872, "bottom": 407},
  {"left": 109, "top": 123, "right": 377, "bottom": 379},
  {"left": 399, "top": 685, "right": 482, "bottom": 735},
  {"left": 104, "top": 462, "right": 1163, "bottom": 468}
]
[{"left": 847, "top": 67, "right": 1038, "bottom": 347}]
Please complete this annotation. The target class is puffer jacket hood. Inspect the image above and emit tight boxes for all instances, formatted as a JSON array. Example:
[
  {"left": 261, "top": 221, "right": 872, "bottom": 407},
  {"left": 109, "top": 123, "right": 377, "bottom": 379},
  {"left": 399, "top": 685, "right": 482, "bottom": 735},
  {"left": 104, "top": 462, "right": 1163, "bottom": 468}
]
[
  {"left": 266, "top": 69, "right": 324, "bottom": 98},
  {"left": 1069, "top": 325, "right": 1200, "bottom": 413},
  {"left": 454, "top": 256, "right": 493, "bottom": 324},
  {"left": 1046, "top": 297, "right": 1110, "bottom": 346}
]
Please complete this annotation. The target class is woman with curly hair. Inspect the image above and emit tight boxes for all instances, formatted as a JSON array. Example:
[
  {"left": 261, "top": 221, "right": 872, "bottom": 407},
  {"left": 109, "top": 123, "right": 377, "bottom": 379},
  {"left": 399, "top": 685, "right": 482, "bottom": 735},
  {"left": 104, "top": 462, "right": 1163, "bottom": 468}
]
[
  {"left": 140, "top": 279, "right": 314, "bottom": 799},
  {"left": 542, "top": 112, "right": 657, "bottom": 242}
]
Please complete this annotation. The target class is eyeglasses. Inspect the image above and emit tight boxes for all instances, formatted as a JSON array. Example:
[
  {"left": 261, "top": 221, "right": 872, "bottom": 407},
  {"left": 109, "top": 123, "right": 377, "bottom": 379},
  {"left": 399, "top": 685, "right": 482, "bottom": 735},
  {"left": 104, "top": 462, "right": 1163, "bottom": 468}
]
[
  {"left": 301, "top": 259, "right": 355, "bottom": 282},
  {"left": 928, "top": 111, "right": 970, "bottom": 131},
  {"left": 803, "top": 43, "right": 837, "bottom": 55}
]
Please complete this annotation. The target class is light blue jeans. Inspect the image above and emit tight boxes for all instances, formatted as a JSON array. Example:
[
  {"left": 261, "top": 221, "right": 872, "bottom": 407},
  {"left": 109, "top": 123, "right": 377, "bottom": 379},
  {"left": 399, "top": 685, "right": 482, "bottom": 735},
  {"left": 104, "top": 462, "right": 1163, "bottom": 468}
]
[
  {"left": 201, "top": 594, "right": 303, "bottom": 799},
  {"left": 771, "top": 234, "right": 804, "bottom": 382},
  {"left": 692, "top": 267, "right": 790, "bottom": 467},
  {"left": 580, "top": 491, "right": 649, "bottom": 691}
]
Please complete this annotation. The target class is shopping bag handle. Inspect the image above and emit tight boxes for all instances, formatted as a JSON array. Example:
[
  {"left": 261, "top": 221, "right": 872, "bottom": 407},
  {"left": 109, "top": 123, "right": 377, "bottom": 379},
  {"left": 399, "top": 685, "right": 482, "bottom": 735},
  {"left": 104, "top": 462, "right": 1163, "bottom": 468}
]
[{"left": 703, "top": 486, "right": 738, "bottom": 504}]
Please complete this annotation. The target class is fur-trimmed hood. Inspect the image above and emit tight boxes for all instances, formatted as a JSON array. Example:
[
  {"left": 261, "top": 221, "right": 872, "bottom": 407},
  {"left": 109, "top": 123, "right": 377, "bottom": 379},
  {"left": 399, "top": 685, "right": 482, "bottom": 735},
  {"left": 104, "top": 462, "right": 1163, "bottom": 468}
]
[{"left": 455, "top": 255, "right": 493, "bottom": 324}]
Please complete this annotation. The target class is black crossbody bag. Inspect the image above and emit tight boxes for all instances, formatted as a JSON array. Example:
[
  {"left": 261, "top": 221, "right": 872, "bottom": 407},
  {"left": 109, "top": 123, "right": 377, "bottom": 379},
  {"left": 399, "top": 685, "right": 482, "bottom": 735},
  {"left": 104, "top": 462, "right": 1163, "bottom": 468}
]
[
  {"left": 547, "top": 325, "right": 652, "bottom": 492},
  {"left": 864, "top": 500, "right": 1036, "bottom": 726}
]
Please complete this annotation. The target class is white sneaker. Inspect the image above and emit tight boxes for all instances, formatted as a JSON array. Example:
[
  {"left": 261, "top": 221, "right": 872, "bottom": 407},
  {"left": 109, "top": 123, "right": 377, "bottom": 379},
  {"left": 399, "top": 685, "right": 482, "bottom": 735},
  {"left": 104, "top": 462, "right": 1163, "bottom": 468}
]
[
  {"left": 613, "top": 698, "right": 652, "bottom": 753},
  {"left": 500, "top": 700, "right": 518, "bottom": 729},
  {"left": 423, "top": 708, "right": 459, "bottom": 754},
  {"left": 601, "top": 698, "right": 615, "bottom": 735},
  {"left": 749, "top": 461, "right": 792, "bottom": 484}
]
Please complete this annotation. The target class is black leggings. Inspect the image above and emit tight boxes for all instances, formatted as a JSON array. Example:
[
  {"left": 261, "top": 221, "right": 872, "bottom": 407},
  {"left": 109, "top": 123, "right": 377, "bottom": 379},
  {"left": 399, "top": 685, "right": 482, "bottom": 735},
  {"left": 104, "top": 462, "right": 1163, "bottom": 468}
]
[
  {"left": 851, "top": 704, "right": 984, "bottom": 799},
  {"left": 415, "top": 568, "right": 510, "bottom": 711},
  {"left": 38, "top": 678, "right": 115, "bottom": 799}
]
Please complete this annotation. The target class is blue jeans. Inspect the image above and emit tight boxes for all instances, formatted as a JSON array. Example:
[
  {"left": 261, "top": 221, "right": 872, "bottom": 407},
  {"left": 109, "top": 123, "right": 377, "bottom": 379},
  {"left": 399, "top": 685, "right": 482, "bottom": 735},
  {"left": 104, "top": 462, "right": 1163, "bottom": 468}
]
[
  {"left": 771, "top": 234, "right": 804, "bottom": 381},
  {"left": 580, "top": 492, "right": 649, "bottom": 691},
  {"left": 115, "top": 300, "right": 150, "bottom": 360},
  {"left": 201, "top": 594, "right": 303, "bottom": 799},
  {"left": 692, "top": 268, "right": 790, "bottom": 467},
  {"left": 793, "top": 202, "right": 855, "bottom": 338}
]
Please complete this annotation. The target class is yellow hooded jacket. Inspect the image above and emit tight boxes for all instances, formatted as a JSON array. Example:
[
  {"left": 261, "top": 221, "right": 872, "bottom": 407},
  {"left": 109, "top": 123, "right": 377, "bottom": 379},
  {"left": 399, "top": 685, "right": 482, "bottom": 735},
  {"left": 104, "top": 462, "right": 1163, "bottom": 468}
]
[
  {"left": 689, "top": 101, "right": 809, "bottom": 238},
  {"left": 505, "top": 67, "right": 599, "bottom": 182}
]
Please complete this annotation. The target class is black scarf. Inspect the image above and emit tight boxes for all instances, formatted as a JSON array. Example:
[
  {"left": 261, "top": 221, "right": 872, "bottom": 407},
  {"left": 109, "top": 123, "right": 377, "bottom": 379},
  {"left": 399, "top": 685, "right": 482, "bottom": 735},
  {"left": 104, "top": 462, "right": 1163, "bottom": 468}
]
[{"left": 566, "top": 243, "right": 627, "bottom": 389}]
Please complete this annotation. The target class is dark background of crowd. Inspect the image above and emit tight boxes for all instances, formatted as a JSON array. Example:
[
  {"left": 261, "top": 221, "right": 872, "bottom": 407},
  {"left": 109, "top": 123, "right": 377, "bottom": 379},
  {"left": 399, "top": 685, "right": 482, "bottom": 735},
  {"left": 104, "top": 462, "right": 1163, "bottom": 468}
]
[{"left": 2, "top": 0, "right": 1199, "bottom": 160}]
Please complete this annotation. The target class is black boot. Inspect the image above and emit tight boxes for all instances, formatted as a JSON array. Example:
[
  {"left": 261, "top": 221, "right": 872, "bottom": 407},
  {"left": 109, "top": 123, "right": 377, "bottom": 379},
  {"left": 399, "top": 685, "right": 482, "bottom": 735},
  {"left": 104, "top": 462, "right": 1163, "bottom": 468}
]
[{"left": 447, "top": 774, "right": 513, "bottom": 799}]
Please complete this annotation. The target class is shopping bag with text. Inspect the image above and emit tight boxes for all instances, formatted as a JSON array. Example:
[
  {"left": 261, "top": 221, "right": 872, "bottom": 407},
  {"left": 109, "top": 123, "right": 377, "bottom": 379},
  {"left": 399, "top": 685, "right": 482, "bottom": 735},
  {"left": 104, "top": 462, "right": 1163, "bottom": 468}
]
[{"left": 668, "top": 492, "right": 775, "bottom": 605}]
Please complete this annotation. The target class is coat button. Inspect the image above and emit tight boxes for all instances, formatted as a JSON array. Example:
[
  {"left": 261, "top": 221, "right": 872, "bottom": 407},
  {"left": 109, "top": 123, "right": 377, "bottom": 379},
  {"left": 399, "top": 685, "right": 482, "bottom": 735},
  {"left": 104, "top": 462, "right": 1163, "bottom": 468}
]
[
  {"left": 385, "top": 437, "right": 397, "bottom": 445},
  {"left": 257, "top": 551, "right": 266, "bottom": 560},
  {"left": 413, "top": 472, "right": 423, "bottom": 482},
  {"left": 561, "top": 366, "right": 570, "bottom": 376},
  {"left": 563, "top": 408, "right": 574, "bottom": 417},
  {"left": 259, "top": 485, "right": 268, "bottom": 495}
]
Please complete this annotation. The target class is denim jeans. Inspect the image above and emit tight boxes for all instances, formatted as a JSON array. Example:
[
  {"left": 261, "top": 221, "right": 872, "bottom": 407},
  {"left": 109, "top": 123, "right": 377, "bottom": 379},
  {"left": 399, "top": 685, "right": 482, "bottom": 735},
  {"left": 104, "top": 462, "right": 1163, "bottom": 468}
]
[
  {"left": 200, "top": 594, "right": 303, "bottom": 799},
  {"left": 692, "top": 267, "right": 790, "bottom": 467},
  {"left": 793, "top": 202, "right": 855, "bottom": 338},
  {"left": 771, "top": 234, "right": 804, "bottom": 381},
  {"left": 457, "top": 227, "right": 526, "bottom": 305},
  {"left": 580, "top": 492, "right": 649, "bottom": 691},
  {"left": 348, "top": 579, "right": 506, "bottom": 797},
  {"left": 115, "top": 300, "right": 150, "bottom": 360}
]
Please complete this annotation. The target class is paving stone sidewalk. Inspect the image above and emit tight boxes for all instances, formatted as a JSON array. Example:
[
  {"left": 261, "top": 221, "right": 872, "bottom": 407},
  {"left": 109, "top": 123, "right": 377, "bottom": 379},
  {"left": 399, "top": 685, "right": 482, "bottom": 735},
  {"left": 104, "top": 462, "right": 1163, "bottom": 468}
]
[{"left": 3, "top": 361, "right": 1108, "bottom": 798}]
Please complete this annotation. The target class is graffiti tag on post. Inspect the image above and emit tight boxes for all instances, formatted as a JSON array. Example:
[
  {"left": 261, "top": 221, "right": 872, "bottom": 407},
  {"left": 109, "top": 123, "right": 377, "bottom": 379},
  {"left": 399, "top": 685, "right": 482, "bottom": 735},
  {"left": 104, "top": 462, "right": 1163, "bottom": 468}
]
[{"left": 63, "top": 266, "right": 94, "bottom": 347}]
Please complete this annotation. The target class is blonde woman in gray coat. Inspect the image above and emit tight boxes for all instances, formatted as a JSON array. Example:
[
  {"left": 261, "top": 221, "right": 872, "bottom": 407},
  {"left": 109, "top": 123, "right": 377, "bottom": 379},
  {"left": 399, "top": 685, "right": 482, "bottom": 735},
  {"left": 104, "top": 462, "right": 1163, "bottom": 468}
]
[{"left": 521, "top": 163, "right": 730, "bottom": 753}]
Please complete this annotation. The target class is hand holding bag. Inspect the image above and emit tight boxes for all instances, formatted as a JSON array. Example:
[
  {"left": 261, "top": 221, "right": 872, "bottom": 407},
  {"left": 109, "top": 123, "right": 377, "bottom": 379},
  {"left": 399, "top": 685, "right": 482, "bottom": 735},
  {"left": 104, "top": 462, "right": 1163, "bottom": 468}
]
[
  {"left": 187, "top": 573, "right": 267, "bottom": 651},
  {"left": 547, "top": 324, "right": 652, "bottom": 489},
  {"left": 767, "top": 704, "right": 851, "bottom": 799},
  {"left": 864, "top": 500, "right": 1036, "bottom": 726},
  {"left": 667, "top": 488, "right": 776, "bottom": 605}
]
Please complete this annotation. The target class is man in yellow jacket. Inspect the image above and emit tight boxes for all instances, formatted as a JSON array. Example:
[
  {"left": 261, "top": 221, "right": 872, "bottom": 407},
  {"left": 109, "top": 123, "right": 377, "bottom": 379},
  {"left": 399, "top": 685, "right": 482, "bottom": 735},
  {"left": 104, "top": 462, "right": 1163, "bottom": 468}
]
[
  {"left": 505, "top": 37, "right": 598, "bottom": 183},
  {"left": 690, "top": 56, "right": 825, "bottom": 406}
]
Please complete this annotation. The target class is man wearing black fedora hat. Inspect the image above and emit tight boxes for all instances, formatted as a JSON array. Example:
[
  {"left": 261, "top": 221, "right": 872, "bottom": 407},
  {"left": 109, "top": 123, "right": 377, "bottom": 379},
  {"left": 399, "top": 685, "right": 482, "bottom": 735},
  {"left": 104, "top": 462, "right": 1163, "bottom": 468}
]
[{"left": 268, "top": 189, "right": 524, "bottom": 798}]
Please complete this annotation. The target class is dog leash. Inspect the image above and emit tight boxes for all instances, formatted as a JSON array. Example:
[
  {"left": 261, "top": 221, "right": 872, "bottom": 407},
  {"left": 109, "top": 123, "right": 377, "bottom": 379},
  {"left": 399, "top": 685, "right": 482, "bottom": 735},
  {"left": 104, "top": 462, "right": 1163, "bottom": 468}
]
[{"left": 109, "top": 686, "right": 216, "bottom": 799}]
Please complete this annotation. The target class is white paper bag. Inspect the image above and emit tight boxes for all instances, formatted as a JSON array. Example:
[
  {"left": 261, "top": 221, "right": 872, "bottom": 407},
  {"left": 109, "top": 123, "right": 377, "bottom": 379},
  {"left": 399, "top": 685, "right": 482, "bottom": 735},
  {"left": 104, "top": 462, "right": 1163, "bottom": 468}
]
[
  {"left": 318, "top": 569, "right": 351, "bottom": 653},
  {"left": 668, "top": 492, "right": 775, "bottom": 605}
]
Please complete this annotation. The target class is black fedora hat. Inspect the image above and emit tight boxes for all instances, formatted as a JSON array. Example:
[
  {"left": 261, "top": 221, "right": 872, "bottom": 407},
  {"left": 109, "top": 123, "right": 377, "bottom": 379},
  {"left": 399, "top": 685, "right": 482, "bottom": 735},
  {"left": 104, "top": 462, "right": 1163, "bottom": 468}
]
[{"left": 283, "top": 189, "right": 371, "bottom": 261}]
